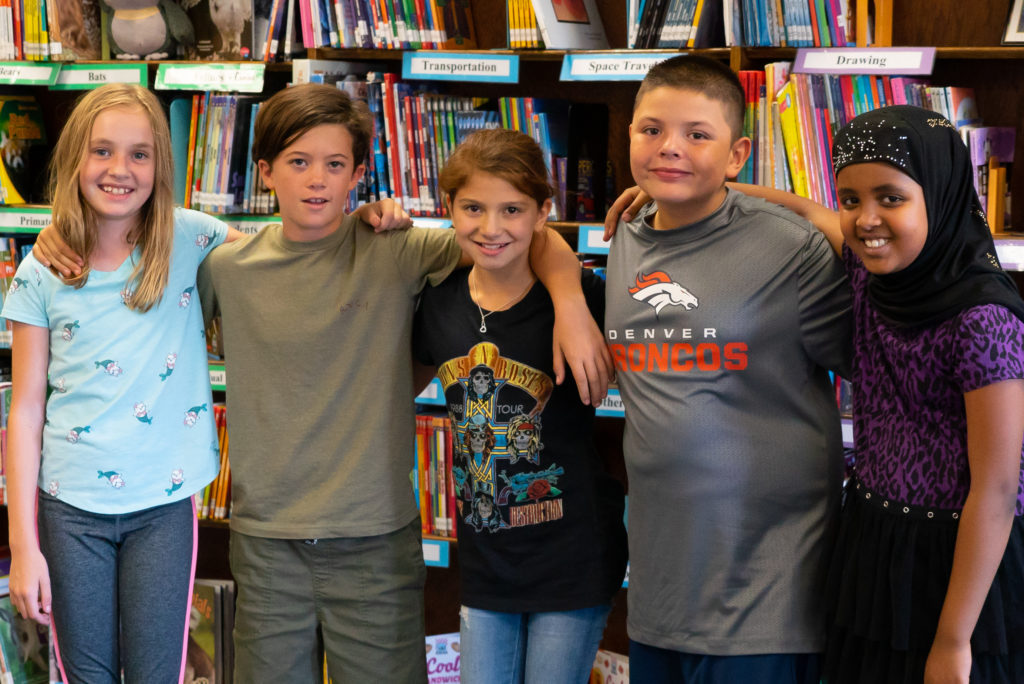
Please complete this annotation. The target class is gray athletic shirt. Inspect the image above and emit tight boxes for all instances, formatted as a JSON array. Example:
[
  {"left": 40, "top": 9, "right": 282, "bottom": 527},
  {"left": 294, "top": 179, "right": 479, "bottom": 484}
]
[{"left": 605, "top": 191, "right": 852, "bottom": 654}]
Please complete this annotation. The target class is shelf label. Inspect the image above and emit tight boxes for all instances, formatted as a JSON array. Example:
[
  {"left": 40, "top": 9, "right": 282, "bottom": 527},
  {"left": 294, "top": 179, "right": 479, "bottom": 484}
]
[
  {"left": 794, "top": 47, "right": 936, "bottom": 75},
  {"left": 0, "top": 61, "right": 60, "bottom": 85},
  {"left": 217, "top": 215, "right": 279, "bottom": 235},
  {"left": 0, "top": 207, "right": 52, "bottom": 232},
  {"left": 403, "top": 52, "right": 518, "bottom": 83},
  {"left": 422, "top": 538, "right": 450, "bottom": 567},
  {"left": 52, "top": 64, "right": 147, "bottom": 90},
  {"left": 155, "top": 63, "right": 266, "bottom": 92},
  {"left": 996, "top": 240, "right": 1024, "bottom": 271},
  {"left": 577, "top": 223, "right": 610, "bottom": 254},
  {"left": 412, "top": 217, "right": 452, "bottom": 230},
  {"left": 595, "top": 388, "right": 625, "bottom": 417},
  {"left": 416, "top": 378, "right": 446, "bottom": 406},
  {"left": 560, "top": 52, "right": 675, "bottom": 81},
  {"left": 209, "top": 365, "right": 226, "bottom": 391}
]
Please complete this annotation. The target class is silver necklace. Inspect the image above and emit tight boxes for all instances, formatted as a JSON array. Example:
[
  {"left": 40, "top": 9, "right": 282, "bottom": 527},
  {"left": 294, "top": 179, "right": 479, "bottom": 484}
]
[{"left": 470, "top": 273, "right": 535, "bottom": 333}]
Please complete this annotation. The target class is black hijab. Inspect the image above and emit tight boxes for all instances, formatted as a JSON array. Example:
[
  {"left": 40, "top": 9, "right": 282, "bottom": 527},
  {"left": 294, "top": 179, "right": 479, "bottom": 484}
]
[{"left": 832, "top": 105, "right": 1024, "bottom": 328}]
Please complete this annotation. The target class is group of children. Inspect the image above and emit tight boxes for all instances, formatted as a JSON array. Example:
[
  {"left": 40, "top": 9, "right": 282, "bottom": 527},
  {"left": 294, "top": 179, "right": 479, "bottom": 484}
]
[{"left": 0, "top": 51, "right": 1021, "bottom": 684}]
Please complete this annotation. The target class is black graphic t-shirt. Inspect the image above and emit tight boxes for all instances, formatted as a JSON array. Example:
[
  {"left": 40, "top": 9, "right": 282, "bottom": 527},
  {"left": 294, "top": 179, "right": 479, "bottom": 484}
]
[{"left": 414, "top": 268, "right": 627, "bottom": 612}]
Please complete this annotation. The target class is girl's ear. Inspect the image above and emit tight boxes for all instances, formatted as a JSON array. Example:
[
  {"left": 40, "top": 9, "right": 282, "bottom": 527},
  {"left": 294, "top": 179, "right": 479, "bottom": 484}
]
[
  {"left": 535, "top": 198, "right": 552, "bottom": 231},
  {"left": 444, "top": 192, "right": 455, "bottom": 216}
]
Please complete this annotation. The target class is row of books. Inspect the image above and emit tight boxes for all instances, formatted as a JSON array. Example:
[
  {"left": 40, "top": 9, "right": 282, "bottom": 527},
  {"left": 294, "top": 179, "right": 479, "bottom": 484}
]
[
  {"left": 176, "top": 94, "right": 277, "bottom": 216},
  {"left": 735, "top": 62, "right": 1015, "bottom": 230},
  {"left": 195, "top": 404, "right": 232, "bottom": 521},
  {"left": 276, "top": 0, "right": 478, "bottom": 54},
  {"left": 185, "top": 579, "right": 235, "bottom": 684},
  {"left": 0, "top": 238, "right": 34, "bottom": 348},
  {"left": 414, "top": 413, "right": 456, "bottom": 539},
  {"left": 0, "top": 382, "right": 9, "bottom": 504},
  {"left": 628, "top": 0, "right": 854, "bottom": 49}
]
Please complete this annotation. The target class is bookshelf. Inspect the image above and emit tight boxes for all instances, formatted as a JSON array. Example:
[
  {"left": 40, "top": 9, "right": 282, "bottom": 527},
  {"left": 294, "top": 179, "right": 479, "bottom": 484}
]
[{"left": 1, "top": 0, "right": 1023, "bottom": 671}]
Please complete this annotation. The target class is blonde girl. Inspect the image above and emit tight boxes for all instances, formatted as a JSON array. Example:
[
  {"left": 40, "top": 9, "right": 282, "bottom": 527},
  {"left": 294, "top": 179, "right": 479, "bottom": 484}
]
[{"left": 1, "top": 83, "right": 238, "bottom": 684}]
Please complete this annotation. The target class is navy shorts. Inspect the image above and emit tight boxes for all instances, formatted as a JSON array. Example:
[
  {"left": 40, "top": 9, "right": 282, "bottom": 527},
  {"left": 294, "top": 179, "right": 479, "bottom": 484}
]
[{"left": 629, "top": 639, "right": 821, "bottom": 684}]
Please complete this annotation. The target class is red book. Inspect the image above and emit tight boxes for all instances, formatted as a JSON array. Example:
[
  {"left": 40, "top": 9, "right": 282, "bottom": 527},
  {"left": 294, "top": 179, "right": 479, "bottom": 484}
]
[
  {"left": 401, "top": 93, "right": 422, "bottom": 215},
  {"left": 381, "top": 73, "right": 404, "bottom": 205}
]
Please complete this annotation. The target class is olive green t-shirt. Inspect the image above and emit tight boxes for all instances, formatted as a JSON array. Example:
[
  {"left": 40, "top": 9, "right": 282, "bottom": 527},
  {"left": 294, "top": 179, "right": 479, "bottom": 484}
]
[{"left": 199, "top": 215, "right": 460, "bottom": 538}]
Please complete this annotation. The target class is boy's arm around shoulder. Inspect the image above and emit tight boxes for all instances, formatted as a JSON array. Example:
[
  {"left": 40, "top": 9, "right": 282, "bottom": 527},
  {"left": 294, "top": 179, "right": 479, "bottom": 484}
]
[{"left": 796, "top": 224, "right": 853, "bottom": 378}]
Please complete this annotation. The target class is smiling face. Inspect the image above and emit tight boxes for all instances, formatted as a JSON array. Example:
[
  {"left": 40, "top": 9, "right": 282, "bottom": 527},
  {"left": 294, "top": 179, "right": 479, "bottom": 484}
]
[
  {"left": 837, "top": 161, "right": 928, "bottom": 274},
  {"left": 258, "top": 123, "right": 365, "bottom": 242},
  {"left": 448, "top": 172, "right": 550, "bottom": 280},
  {"left": 78, "top": 105, "right": 155, "bottom": 236},
  {"left": 629, "top": 86, "right": 749, "bottom": 230}
]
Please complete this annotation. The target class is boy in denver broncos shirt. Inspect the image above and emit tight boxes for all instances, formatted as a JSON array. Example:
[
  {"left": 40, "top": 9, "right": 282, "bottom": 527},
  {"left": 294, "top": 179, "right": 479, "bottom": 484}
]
[{"left": 603, "top": 55, "right": 853, "bottom": 683}]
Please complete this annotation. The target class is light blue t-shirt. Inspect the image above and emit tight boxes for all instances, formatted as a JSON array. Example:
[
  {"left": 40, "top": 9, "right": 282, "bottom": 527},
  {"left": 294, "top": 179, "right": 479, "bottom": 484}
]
[{"left": 2, "top": 208, "right": 228, "bottom": 514}]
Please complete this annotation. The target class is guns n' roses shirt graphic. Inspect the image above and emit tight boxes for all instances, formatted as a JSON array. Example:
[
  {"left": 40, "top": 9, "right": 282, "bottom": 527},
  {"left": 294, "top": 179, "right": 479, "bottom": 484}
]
[{"left": 438, "top": 341, "right": 559, "bottom": 532}]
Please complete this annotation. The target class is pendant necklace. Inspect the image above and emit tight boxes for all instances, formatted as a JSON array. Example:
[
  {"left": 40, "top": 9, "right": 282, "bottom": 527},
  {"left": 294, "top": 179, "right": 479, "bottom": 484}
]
[{"left": 470, "top": 272, "right": 535, "bottom": 334}]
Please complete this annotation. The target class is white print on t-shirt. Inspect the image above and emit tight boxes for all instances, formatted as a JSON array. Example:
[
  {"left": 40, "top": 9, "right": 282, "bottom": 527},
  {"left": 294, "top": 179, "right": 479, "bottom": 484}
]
[{"left": 628, "top": 270, "right": 699, "bottom": 315}]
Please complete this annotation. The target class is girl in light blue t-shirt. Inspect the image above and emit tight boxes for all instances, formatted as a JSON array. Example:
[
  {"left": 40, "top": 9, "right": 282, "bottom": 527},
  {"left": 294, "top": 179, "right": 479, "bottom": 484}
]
[{"left": 1, "top": 83, "right": 240, "bottom": 684}]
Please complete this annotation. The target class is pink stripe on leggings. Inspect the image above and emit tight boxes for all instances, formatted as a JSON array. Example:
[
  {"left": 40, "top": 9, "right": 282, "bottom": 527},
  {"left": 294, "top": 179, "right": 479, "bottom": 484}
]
[{"left": 178, "top": 497, "right": 200, "bottom": 684}]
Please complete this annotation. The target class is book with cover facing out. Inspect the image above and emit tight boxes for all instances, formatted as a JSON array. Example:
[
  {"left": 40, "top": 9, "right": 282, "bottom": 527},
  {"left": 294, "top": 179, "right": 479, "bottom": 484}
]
[{"left": 528, "top": 0, "right": 607, "bottom": 48}]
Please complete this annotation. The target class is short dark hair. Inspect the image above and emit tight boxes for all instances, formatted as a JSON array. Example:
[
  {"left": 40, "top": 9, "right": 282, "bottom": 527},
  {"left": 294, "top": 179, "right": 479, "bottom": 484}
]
[
  {"left": 635, "top": 55, "right": 745, "bottom": 140},
  {"left": 252, "top": 83, "right": 372, "bottom": 167}
]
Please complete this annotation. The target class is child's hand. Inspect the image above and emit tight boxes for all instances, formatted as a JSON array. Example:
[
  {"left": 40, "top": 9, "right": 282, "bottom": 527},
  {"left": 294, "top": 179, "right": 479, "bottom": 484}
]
[
  {"left": 603, "top": 186, "right": 651, "bottom": 241},
  {"left": 924, "top": 638, "right": 971, "bottom": 684},
  {"left": 9, "top": 548, "right": 52, "bottom": 626},
  {"left": 33, "top": 224, "right": 83, "bottom": 277},
  {"left": 355, "top": 199, "right": 413, "bottom": 232},
  {"left": 552, "top": 302, "right": 613, "bottom": 406}
]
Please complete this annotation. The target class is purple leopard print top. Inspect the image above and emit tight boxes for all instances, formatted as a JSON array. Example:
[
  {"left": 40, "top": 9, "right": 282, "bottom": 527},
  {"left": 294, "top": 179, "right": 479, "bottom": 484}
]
[{"left": 844, "top": 246, "right": 1024, "bottom": 516}]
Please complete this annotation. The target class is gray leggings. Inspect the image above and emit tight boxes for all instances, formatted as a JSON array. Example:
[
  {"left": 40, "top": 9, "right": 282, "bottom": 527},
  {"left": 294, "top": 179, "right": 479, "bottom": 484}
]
[{"left": 37, "top": 492, "right": 197, "bottom": 684}]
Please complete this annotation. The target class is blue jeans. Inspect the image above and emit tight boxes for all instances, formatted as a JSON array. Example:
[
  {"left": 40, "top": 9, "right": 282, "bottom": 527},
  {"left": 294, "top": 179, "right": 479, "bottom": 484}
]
[
  {"left": 458, "top": 603, "right": 612, "bottom": 684},
  {"left": 37, "top": 492, "right": 197, "bottom": 684}
]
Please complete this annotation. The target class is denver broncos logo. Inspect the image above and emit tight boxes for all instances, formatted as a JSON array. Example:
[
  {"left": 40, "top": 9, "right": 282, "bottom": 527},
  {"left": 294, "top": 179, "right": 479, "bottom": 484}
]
[{"left": 629, "top": 271, "right": 698, "bottom": 315}]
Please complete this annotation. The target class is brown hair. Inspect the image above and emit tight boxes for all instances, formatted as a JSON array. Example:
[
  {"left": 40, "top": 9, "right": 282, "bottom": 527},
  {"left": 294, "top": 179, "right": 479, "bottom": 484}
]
[
  {"left": 635, "top": 55, "right": 745, "bottom": 140},
  {"left": 49, "top": 83, "right": 174, "bottom": 312},
  {"left": 439, "top": 128, "right": 552, "bottom": 207},
  {"left": 252, "top": 83, "right": 372, "bottom": 167}
]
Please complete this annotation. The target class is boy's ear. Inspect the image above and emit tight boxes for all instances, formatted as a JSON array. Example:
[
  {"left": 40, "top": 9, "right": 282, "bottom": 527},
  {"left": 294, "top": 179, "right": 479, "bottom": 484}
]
[
  {"left": 726, "top": 136, "right": 752, "bottom": 179},
  {"left": 257, "top": 160, "right": 274, "bottom": 191},
  {"left": 347, "top": 164, "right": 366, "bottom": 191}
]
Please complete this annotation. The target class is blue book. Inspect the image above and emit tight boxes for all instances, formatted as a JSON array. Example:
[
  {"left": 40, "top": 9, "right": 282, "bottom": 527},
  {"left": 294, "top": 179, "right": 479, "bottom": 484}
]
[{"left": 169, "top": 97, "right": 192, "bottom": 206}]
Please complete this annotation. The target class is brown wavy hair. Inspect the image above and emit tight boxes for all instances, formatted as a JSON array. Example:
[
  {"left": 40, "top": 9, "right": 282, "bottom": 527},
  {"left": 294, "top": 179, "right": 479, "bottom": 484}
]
[{"left": 439, "top": 127, "right": 553, "bottom": 208}]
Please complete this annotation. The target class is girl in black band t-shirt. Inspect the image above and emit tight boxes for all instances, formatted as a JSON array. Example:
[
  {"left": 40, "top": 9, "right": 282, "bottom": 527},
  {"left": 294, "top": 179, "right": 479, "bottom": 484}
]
[{"left": 414, "top": 129, "right": 627, "bottom": 683}]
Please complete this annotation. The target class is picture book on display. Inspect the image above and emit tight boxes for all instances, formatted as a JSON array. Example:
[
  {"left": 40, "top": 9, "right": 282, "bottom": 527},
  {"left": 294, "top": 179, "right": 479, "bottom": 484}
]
[
  {"left": 0, "top": 95, "right": 48, "bottom": 206},
  {"left": 181, "top": 0, "right": 255, "bottom": 59},
  {"left": 185, "top": 579, "right": 235, "bottom": 684},
  {"left": 528, "top": 0, "right": 607, "bottom": 49}
]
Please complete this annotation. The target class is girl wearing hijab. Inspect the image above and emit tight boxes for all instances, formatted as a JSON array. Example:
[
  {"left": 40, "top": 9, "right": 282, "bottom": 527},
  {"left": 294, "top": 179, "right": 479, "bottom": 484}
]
[
  {"left": 604, "top": 104, "right": 1024, "bottom": 683},
  {"left": 726, "top": 105, "right": 1024, "bottom": 684}
]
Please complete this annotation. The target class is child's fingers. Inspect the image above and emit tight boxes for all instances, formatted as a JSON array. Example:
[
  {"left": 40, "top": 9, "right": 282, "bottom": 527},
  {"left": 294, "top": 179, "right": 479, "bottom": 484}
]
[
  {"left": 551, "top": 343, "right": 568, "bottom": 389},
  {"left": 39, "top": 577, "right": 52, "bottom": 623}
]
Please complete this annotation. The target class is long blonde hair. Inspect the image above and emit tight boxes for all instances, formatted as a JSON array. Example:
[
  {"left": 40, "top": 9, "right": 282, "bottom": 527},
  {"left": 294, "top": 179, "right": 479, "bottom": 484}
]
[{"left": 49, "top": 83, "right": 174, "bottom": 313}]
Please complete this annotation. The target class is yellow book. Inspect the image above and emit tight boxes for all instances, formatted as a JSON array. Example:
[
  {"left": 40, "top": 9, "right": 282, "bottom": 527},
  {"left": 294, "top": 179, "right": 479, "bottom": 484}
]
[
  {"left": 776, "top": 81, "right": 809, "bottom": 198},
  {"left": 687, "top": 0, "right": 706, "bottom": 47}
]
